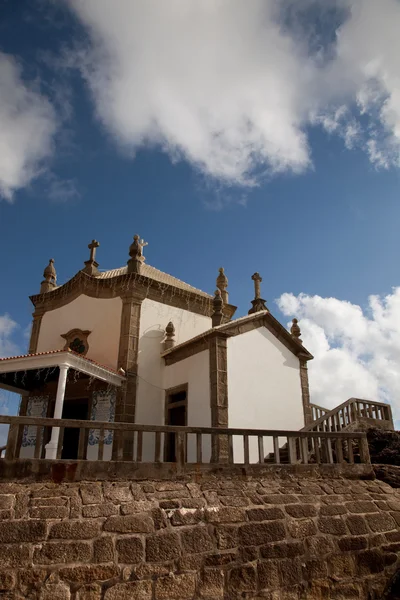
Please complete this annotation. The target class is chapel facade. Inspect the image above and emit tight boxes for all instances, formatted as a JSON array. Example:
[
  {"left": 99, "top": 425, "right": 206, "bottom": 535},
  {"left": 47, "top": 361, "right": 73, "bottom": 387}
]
[{"left": 0, "top": 235, "right": 313, "bottom": 462}]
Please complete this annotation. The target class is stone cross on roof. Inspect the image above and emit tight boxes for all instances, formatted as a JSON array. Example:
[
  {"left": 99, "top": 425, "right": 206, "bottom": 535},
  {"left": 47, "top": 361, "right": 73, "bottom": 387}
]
[
  {"left": 83, "top": 239, "right": 100, "bottom": 276},
  {"left": 248, "top": 272, "right": 268, "bottom": 314}
]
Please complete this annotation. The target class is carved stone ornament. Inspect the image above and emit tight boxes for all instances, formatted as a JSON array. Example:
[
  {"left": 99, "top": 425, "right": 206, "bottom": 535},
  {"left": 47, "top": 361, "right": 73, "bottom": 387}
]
[
  {"left": 216, "top": 267, "right": 229, "bottom": 304},
  {"left": 127, "top": 234, "right": 148, "bottom": 274},
  {"left": 40, "top": 259, "right": 57, "bottom": 294},
  {"left": 61, "top": 328, "right": 91, "bottom": 356},
  {"left": 290, "top": 318, "right": 302, "bottom": 344}
]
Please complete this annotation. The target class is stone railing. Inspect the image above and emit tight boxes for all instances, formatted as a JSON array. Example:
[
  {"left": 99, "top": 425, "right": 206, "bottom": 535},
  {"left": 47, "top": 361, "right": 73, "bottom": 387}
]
[
  {"left": 0, "top": 415, "right": 371, "bottom": 466},
  {"left": 304, "top": 398, "right": 393, "bottom": 433},
  {"left": 310, "top": 403, "right": 329, "bottom": 421}
]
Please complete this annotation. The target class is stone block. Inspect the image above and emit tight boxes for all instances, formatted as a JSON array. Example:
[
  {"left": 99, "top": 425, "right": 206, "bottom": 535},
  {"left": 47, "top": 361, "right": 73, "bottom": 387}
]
[
  {"left": 104, "top": 483, "right": 132, "bottom": 504},
  {"left": 285, "top": 505, "right": 317, "bottom": 518},
  {"left": 216, "top": 525, "right": 238, "bottom": 550},
  {"left": 93, "top": 537, "right": 115, "bottom": 563},
  {"left": 170, "top": 508, "right": 204, "bottom": 526},
  {"left": 306, "top": 536, "right": 335, "bottom": 557},
  {"left": 328, "top": 555, "right": 355, "bottom": 578},
  {"left": 130, "top": 484, "right": 147, "bottom": 501},
  {"left": 33, "top": 541, "right": 92, "bottom": 565},
  {"left": 318, "top": 517, "right": 347, "bottom": 536},
  {"left": 104, "top": 581, "right": 152, "bottom": 599},
  {"left": 319, "top": 505, "right": 347, "bottom": 516},
  {"left": 356, "top": 550, "right": 385, "bottom": 575},
  {"left": 181, "top": 498, "right": 206, "bottom": 509},
  {"left": 0, "top": 571, "right": 16, "bottom": 591},
  {"left": 179, "top": 553, "right": 205, "bottom": 572},
  {"left": 181, "top": 526, "right": 214, "bottom": 553},
  {"left": 103, "top": 515, "right": 154, "bottom": 534},
  {"left": 238, "top": 546, "right": 258, "bottom": 562},
  {"left": 330, "top": 583, "right": 362, "bottom": 599},
  {"left": 80, "top": 484, "right": 103, "bottom": 505},
  {"left": 146, "top": 533, "right": 181, "bottom": 562},
  {"left": 228, "top": 565, "right": 257, "bottom": 594},
  {"left": 120, "top": 501, "right": 155, "bottom": 515},
  {"left": 220, "top": 496, "right": 249, "bottom": 507},
  {"left": 346, "top": 501, "right": 377, "bottom": 514},
  {"left": 302, "top": 559, "right": 328, "bottom": 581},
  {"left": 49, "top": 520, "right": 100, "bottom": 540},
  {"left": 260, "top": 541, "right": 304, "bottom": 559},
  {"left": 76, "top": 583, "right": 102, "bottom": 600},
  {"left": 59, "top": 564, "right": 119, "bottom": 583},
  {"left": 30, "top": 505, "right": 69, "bottom": 520},
  {"left": 19, "top": 568, "right": 47, "bottom": 588},
  {"left": 133, "top": 563, "right": 171, "bottom": 580},
  {"left": 82, "top": 504, "right": 119, "bottom": 518},
  {"left": 39, "top": 580, "right": 71, "bottom": 600},
  {"left": 390, "top": 511, "right": 400, "bottom": 526},
  {"left": 258, "top": 560, "right": 280, "bottom": 589},
  {"left": 116, "top": 537, "right": 143, "bottom": 563},
  {"left": 287, "top": 519, "right": 317, "bottom": 539},
  {"left": 0, "top": 496, "right": 14, "bottom": 510},
  {"left": 205, "top": 507, "right": 245, "bottom": 523},
  {"left": 246, "top": 508, "right": 284, "bottom": 521},
  {"left": 366, "top": 512, "right": 396, "bottom": 532},
  {"left": 159, "top": 500, "right": 179, "bottom": 510},
  {"left": 0, "top": 543, "right": 30, "bottom": 567},
  {"left": 278, "top": 558, "right": 303, "bottom": 586},
  {"left": 262, "top": 494, "right": 298, "bottom": 505},
  {"left": 0, "top": 510, "right": 13, "bottom": 520},
  {"left": 386, "top": 530, "right": 400, "bottom": 542},
  {"left": 0, "top": 520, "right": 46, "bottom": 544},
  {"left": 239, "top": 522, "right": 285, "bottom": 546},
  {"left": 153, "top": 490, "right": 190, "bottom": 500},
  {"left": 346, "top": 515, "right": 368, "bottom": 535},
  {"left": 155, "top": 573, "right": 196, "bottom": 599},
  {"left": 31, "top": 497, "right": 69, "bottom": 507},
  {"left": 156, "top": 482, "right": 186, "bottom": 491},
  {"left": 199, "top": 569, "right": 224, "bottom": 597},
  {"left": 338, "top": 536, "right": 368, "bottom": 551}
]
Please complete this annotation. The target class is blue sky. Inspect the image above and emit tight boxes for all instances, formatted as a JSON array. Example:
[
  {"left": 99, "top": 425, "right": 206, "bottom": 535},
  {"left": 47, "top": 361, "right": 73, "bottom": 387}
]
[{"left": 1, "top": 0, "right": 400, "bottom": 422}]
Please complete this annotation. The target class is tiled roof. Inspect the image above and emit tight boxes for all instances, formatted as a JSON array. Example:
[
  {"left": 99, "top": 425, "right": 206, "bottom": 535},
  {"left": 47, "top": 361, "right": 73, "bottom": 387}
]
[
  {"left": 97, "top": 264, "right": 212, "bottom": 299},
  {"left": 0, "top": 349, "right": 121, "bottom": 376}
]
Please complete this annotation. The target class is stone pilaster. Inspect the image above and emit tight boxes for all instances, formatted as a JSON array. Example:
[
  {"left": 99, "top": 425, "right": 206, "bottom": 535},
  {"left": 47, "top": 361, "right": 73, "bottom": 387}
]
[
  {"left": 209, "top": 333, "right": 229, "bottom": 462},
  {"left": 299, "top": 356, "right": 312, "bottom": 426},
  {"left": 28, "top": 307, "right": 45, "bottom": 354},
  {"left": 115, "top": 294, "right": 143, "bottom": 424}
]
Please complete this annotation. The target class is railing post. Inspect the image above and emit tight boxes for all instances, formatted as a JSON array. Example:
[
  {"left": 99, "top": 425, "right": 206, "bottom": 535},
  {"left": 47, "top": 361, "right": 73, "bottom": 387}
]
[
  {"left": 45, "top": 364, "right": 69, "bottom": 459},
  {"left": 176, "top": 432, "right": 185, "bottom": 470},
  {"left": 5, "top": 424, "right": 19, "bottom": 460},
  {"left": 359, "top": 434, "right": 371, "bottom": 464}
]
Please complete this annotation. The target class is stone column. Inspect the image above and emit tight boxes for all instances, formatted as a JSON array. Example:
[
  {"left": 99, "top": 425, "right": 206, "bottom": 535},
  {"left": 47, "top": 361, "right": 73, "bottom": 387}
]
[
  {"left": 114, "top": 294, "right": 143, "bottom": 459},
  {"left": 209, "top": 333, "right": 229, "bottom": 462},
  {"left": 299, "top": 356, "right": 312, "bottom": 426},
  {"left": 45, "top": 364, "right": 69, "bottom": 459},
  {"left": 28, "top": 307, "right": 45, "bottom": 354}
]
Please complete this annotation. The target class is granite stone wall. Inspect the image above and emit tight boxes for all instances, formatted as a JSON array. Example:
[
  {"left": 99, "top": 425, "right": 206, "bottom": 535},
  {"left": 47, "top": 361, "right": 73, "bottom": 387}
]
[{"left": 0, "top": 473, "right": 399, "bottom": 599}]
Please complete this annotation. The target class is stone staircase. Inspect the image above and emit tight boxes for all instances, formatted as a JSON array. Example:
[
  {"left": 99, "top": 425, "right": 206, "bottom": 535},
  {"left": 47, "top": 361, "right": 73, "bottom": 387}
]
[{"left": 264, "top": 397, "right": 394, "bottom": 464}]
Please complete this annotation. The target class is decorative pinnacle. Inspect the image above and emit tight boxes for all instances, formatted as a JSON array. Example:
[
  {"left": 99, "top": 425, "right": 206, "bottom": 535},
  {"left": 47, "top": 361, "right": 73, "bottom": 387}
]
[
  {"left": 129, "top": 235, "right": 148, "bottom": 261},
  {"left": 216, "top": 267, "right": 229, "bottom": 304},
  {"left": 212, "top": 289, "right": 224, "bottom": 327},
  {"left": 164, "top": 321, "right": 176, "bottom": 351},
  {"left": 248, "top": 272, "right": 268, "bottom": 314},
  {"left": 40, "top": 259, "right": 57, "bottom": 294},
  {"left": 290, "top": 318, "right": 302, "bottom": 344}
]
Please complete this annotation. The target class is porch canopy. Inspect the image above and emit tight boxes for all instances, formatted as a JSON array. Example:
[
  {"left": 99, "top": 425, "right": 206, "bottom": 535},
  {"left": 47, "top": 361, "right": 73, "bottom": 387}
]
[{"left": 0, "top": 349, "right": 125, "bottom": 458}]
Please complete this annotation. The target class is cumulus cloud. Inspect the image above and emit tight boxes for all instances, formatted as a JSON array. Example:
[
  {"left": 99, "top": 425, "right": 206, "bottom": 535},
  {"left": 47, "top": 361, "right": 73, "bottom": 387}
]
[
  {"left": 0, "top": 314, "right": 19, "bottom": 357},
  {"left": 277, "top": 289, "right": 400, "bottom": 423},
  {"left": 63, "top": 0, "right": 400, "bottom": 186},
  {"left": 0, "top": 53, "right": 57, "bottom": 201}
]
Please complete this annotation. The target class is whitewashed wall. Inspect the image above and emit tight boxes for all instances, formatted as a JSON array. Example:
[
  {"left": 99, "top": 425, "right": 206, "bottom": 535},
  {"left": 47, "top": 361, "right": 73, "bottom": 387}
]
[
  {"left": 163, "top": 350, "right": 211, "bottom": 463},
  {"left": 37, "top": 295, "right": 122, "bottom": 370},
  {"left": 135, "top": 299, "right": 211, "bottom": 460},
  {"left": 227, "top": 327, "right": 304, "bottom": 463}
]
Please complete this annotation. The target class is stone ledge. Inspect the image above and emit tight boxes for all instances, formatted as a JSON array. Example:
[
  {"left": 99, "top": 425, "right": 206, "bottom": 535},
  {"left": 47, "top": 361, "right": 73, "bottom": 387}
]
[{"left": 0, "top": 458, "right": 375, "bottom": 483}]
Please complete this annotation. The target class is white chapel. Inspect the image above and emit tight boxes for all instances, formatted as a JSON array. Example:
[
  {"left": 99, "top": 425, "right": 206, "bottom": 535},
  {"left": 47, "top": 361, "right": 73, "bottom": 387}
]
[{"left": 0, "top": 235, "right": 314, "bottom": 463}]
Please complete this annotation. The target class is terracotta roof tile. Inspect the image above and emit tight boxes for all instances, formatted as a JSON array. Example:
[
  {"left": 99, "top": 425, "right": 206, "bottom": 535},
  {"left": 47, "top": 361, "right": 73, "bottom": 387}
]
[{"left": 0, "top": 349, "right": 122, "bottom": 376}]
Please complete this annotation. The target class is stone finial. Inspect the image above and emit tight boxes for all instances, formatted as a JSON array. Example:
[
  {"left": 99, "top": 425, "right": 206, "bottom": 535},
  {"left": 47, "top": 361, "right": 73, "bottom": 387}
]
[
  {"left": 40, "top": 259, "right": 57, "bottom": 294},
  {"left": 212, "top": 289, "right": 224, "bottom": 327},
  {"left": 216, "top": 267, "right": 229, "bottom": 304},
  {"left": 83, "top": 239, "right": 100, "bottom": 276},
  {"left": 290, "top": 318, "right": 303, "bottom": 344},
  {"left": 248, "top": 272, "right": 268, "bottom": 314},
  {"left": 127, "top": 234, "right": 148, "bottom": 274},
  {"left": 164, "top": 321, "right": 175, "bottom": 351}
]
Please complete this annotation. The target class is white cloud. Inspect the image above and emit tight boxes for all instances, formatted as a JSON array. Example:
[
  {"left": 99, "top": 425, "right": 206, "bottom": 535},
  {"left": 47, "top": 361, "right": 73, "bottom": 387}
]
[
  {"left": 62, "top": 0, "right": 400, "bottom": 185},
  {"left": 0, "top": 314, "right": 19, "bottom": 358},
  {"left": 277, "top": 289, "right": 400, "bottom": 423},
  {"left": 0, "top": 53, "right": 57, "bottom": 201}
]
